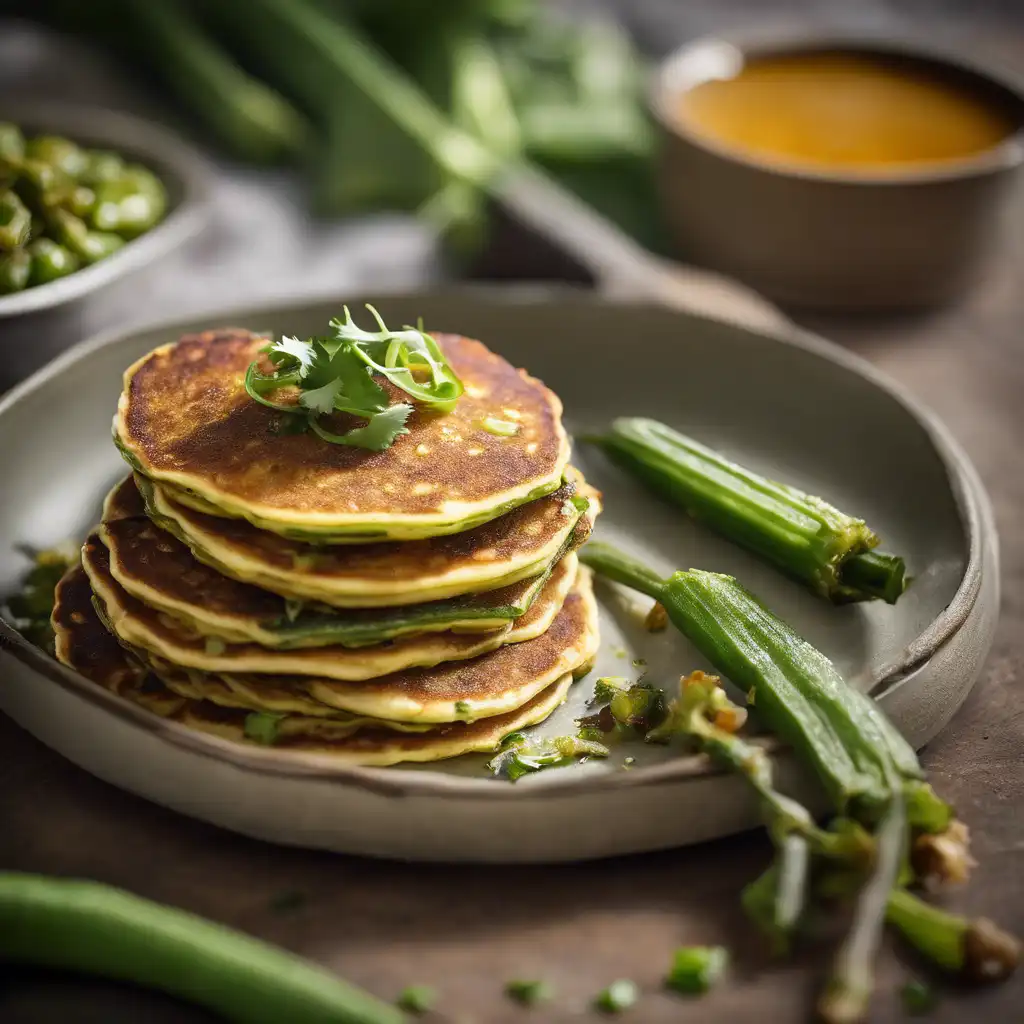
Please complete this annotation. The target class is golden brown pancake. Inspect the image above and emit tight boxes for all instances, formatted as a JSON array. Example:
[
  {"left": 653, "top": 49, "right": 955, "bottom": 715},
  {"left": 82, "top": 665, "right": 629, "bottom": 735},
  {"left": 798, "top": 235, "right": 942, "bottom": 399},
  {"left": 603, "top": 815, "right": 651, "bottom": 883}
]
[
  {"left": 52, "top": 562, "right": 581, "bottom": 764},
  {"left": 99, "top": 480, "right": 580, "bottom": 648},
  {"left": 175, "top": 675, "right": 574, "bottom": 765},
  {"left": 114, "top": 329, "right": 570, "bottom": 541},
  {"left": 111, "top": 471, "right": 597, "bottom": 607},
  {"left": 83, "top": 532, "right": 578, "bottom": 682}
]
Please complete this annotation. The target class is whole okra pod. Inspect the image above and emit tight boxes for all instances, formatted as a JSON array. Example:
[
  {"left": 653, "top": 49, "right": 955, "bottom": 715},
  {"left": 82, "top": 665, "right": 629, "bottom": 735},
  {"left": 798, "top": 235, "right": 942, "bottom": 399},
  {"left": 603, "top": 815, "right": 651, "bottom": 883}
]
[
  {"left": 579, "top": 541, "right": 946, "bottom": 825},
  {"left": 588, "top": 418, "right": 908, "bottom": 604}
]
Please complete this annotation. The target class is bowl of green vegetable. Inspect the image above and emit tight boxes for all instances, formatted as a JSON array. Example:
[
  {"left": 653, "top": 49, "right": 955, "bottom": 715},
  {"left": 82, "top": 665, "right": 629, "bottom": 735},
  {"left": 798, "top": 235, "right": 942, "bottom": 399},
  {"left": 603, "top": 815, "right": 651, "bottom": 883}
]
[{"left": 0, "top": 101, "right": 211, "bottom": 318}]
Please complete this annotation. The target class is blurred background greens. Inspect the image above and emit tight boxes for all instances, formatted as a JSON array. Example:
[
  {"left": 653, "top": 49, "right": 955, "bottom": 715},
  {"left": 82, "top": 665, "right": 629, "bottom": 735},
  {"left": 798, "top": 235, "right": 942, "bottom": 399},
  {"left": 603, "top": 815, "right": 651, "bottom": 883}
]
[{"left": 25, "top": 0, "right": 668, "bottom": 261}]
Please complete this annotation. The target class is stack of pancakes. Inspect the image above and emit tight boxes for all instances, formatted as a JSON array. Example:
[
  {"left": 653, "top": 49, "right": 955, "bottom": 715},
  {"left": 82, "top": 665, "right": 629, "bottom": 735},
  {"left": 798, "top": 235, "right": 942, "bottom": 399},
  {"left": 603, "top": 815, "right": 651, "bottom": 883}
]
[{"left": 54, "top": 328, "right": 601, "bottom": 765}]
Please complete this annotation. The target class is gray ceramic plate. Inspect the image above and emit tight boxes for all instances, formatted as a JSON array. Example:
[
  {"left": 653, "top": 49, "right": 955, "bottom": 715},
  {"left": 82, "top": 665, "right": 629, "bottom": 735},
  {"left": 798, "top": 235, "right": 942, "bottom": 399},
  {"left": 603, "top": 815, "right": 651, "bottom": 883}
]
[
  {"left": 0, "top": 101, "right": 212, "bottom": 318},
  {"left": 0, "top": 288, "right": 998, "bottom": 862}
]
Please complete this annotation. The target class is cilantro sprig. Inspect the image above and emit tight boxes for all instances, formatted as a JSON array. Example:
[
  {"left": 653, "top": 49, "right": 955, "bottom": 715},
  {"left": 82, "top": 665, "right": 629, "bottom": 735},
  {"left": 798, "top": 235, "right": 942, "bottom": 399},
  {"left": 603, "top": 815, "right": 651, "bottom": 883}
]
[{"left": 244, "top": 305, "right": 463, "bottom": 451}]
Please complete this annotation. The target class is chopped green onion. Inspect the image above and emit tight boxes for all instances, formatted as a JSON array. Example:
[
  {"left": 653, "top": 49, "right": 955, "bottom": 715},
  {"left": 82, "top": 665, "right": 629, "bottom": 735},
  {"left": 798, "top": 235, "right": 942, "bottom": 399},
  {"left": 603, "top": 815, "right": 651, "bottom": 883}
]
[
  {"left": 396, "top": 985, "right": 436, "bottom": 1014},
  {"left": 505, "top": 979, "right": 553, "bottom": 1005},
  {"left": 203, "top": 636, "right": 227, "bottom": 656},
  {"left": 594, "top": 979, "right": 638, "bottom": 1013},
  {"left": 482, "top": 416, "right": 519, "bottom": 436},
  {"left": 609, "top": 683, "right": 665, "bottom": 732},
  {"left": 665, "top": 945, "right": 729, "bottom": 995},
  {"left": 487, "top": 735, "right": 609, "bottom": 781},
  {"left": 591, "top": 676, "right": 630, "bottom": 704},
  {"left": 244, "top": 712, "right": 284, "bottom": 745}
]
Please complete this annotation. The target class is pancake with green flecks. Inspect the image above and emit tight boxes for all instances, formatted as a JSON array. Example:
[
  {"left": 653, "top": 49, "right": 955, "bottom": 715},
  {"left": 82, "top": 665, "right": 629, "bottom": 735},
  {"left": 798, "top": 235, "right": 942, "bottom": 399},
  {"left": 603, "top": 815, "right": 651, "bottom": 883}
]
[
  {"left": 113, "top": 328, "right": 570, "bottom": 543},
  {"left": 102, "top": 470, "right": 597, "bottom": 616}
]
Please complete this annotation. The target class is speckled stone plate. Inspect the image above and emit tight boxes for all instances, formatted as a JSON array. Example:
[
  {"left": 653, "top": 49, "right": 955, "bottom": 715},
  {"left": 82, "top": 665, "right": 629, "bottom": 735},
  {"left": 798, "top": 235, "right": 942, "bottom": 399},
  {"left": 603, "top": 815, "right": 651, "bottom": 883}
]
[{"left": 0, "top": 288, "right": 997, "bottom": 863}]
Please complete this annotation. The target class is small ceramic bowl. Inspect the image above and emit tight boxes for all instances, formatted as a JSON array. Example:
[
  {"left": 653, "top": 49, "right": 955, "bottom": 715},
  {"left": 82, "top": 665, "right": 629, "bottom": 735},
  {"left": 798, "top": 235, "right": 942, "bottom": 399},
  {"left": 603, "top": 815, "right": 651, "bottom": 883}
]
[
  {"left": 0, "top": 101, "right": 212, "bottom": 321},
  {"left": 649, "top": 34, "right": 1024, "bottom": 310}
]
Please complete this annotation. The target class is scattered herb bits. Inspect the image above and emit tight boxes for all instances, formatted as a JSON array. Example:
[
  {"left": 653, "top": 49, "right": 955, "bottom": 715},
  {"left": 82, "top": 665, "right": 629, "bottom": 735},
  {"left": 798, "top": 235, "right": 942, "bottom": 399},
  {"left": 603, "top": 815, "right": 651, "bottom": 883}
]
[
  {"left": 397, "top": 985, "right": 437, "bottom": 1014},
  {"left": 901, "top": 979, "right": 938, "bottom": 1015},
  {"left": 504, "top": 979, "right": 554, "bottom": 1006},
  {"left": 594, "top": 979, "right": 639, "bottom": 1013},
  {"left": 665, "top": 945, "right": 729, "bottom": 995},
  {"left": 2, "top": 547, "right": 75, "bottom": 652},
  {"left": 243, "top": 711, "right": 283, "bottom": 745}
]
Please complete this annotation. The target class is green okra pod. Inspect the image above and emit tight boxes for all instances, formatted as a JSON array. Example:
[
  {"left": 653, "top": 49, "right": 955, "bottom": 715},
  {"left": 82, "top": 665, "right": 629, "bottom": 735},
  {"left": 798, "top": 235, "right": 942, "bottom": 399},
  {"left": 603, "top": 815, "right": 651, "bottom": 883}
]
[
  {"left": 90, "top": 166, "right": 167, "bottom": 237},
  {"left": 48, "top": 208, "right": 125, "bottom": 263},
  {"left": 0, "top": 873, "right": 405, "bottom": 1024},
  {"left": 589, "top": 418, "right": 908, "bottom": 604},
  {"left": 0, "top": 247, "right": 30, "bottom": 293},
  {"left": 0, "top": 189, "right": 32, "bottom": 250},
  {"left": 0, "top": 122, "right": 24, "bottom": 186},
  {"left": 28, "top": 237, "right": 80, "bottom": 286},
  {"left": 15, "top": 158, "right": 74, "bottom": 214},
  {"left": 24, "top": 135, "right": 90, "bottom": 178},
  {"left": 80, "top": 150, "right": 126, "bottom": 186},
  {"left": 580, "top": 542, "right": 941, "bottom": 822}
]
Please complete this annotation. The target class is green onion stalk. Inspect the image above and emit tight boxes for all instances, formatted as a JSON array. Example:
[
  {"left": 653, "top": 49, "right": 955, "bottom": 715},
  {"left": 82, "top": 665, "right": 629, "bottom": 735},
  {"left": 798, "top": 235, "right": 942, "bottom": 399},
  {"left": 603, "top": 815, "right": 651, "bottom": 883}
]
[{"left": 587, "top": 418, "right": 908, "bottom": 604}]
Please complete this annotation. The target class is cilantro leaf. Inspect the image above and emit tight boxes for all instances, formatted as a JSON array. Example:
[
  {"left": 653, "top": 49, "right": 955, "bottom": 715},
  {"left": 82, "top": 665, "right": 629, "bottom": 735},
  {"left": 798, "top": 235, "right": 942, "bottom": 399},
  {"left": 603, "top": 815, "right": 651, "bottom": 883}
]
[
  {"left": 244, "top": 306, "right": 455, "bottom": 451},
  {"left": 330, "top": 304, "right": 463, "bottom": 411},
  {"left": 270, "top": 335, "right": 315, "bottom": 376},
  {"left": 325, "top": 346, "right": 390, "bottom": 416},
  {"left": 309, "top": 404, "right": 412, "bottom": 452},
  {"left": 298, "top": 377, "right": 345, "bottom": 415}
]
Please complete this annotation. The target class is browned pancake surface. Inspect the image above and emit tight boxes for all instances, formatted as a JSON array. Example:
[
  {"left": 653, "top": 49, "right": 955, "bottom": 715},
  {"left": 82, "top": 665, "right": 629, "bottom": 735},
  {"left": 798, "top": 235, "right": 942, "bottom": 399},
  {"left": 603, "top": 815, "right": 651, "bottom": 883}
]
[{"left": 117, "top": 330, "right": 566, "bottom": 520}]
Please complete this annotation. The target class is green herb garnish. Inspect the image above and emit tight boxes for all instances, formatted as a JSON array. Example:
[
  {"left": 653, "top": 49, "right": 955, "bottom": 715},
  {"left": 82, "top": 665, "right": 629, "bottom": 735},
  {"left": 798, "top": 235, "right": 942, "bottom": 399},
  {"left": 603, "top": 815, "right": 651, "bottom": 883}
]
[
  {"left": 609, "top": 682, "right": 666, "bottom": 733},
  {"left": 594, "top": 979, "right": 638, "bottom": 1013},
  {"left": 244, "top": 305, "right": 462, "bottom": 451},
  {"left": 243, "top": 712, "right": 284, "bottom": 745},
  {"left": 487, "top": 734, "right": 609, "bottom": 781},
  {"left": 203, "top": 636, "right": 227, "bottom": 656},
  {"left": 901, "top": 978, "right": 938, "bottom": 1015},
  {"left": 396, "top": 985, "right": 436, "bottom": 1014},
  {"left": 591, "top": 676, "right": 630, "bottom": 704},
  {"left": 454, "top": 700, "right": 472, "bottom": 718},
  {"left": 505, "top": 979, "right": 553, "bottom": 1006},
  {"left": 665, "top": 946, "right": 729, "bottom": 995},
  {"left": 2, "top": 547, "right": 76, "bottom": 654}
]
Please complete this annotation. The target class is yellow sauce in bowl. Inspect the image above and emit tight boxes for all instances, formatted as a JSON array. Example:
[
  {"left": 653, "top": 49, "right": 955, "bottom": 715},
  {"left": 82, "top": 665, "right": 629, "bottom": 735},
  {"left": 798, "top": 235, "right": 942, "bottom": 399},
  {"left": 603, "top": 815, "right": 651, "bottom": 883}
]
[{"left": 675, "top": 52, "right": 1017, "bottom": 174}]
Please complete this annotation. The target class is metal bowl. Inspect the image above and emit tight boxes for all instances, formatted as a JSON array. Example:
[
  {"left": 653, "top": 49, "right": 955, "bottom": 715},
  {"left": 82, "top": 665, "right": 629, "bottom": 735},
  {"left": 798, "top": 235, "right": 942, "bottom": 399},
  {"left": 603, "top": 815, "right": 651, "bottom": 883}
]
[
  {"left": 650, "top": 33, "right": 1024, "bottom": 310},
  {"left": 0, "top": 101, "right": 212, "bottom": 319}
]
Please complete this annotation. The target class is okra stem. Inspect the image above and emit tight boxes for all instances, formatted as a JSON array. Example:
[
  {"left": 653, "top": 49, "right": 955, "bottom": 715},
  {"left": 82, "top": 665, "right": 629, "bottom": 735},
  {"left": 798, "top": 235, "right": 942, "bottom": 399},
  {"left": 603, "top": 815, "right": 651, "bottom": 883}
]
[
  {"left": 839, "top": 551, "right": 908, "bottom": 605},
  {"left": 589, "top": 418, "right": 908, "bottom": 604},
  {"left": 818, "top": 794, "right": 905, "bottom": 1024},
  {"left": 885, "top": 888, "right": 1020, "bottom": 982},
  {"left": 0, "top": 873, "right": 404, "bottom": 1024}
]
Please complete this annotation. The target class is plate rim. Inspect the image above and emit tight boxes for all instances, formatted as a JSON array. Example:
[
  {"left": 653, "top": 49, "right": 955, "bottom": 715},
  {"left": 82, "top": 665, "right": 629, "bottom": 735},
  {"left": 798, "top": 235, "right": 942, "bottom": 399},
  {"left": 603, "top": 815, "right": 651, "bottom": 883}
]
[
  {"left": 0, "top": 100, "right": 213, "bottom": 318},
  {"left": 0, "top": 284, "right": 993, "bottom": 799}
]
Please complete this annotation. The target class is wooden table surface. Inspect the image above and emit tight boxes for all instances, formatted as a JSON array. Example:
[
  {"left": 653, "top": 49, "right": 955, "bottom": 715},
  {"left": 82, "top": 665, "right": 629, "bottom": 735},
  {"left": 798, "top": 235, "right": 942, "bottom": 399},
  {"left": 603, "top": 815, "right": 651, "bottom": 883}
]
[{"left": 2, "top": 3, "right": 1023, "bottom": 1022}]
